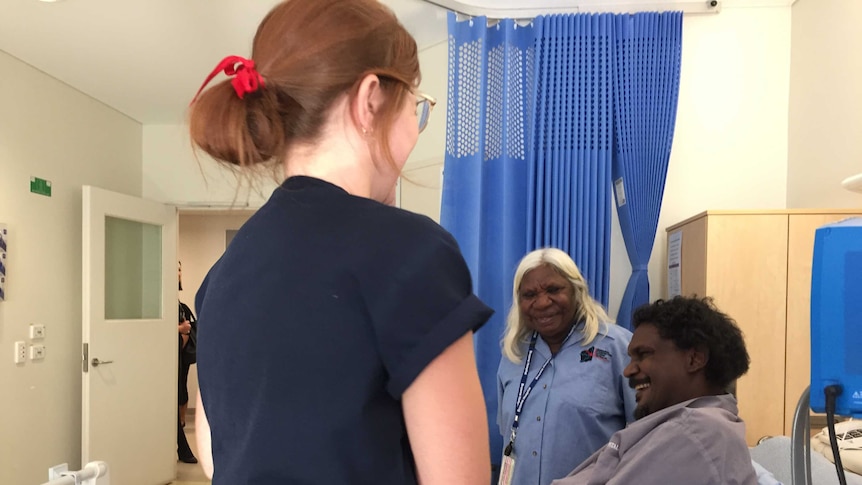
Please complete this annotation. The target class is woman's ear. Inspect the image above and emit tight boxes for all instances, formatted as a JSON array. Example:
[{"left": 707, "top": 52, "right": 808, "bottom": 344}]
[{"left": 353, "top": 74, "right": 385, "bottom": 135}]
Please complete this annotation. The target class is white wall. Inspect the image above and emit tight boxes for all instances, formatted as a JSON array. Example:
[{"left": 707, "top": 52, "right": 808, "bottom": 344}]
[
  {"left": 143, "top": 124, "right": 278, "bottom": 208},
  {"left": 401, "top": 40, "right": 450, "bottom": 221},
  {"left": 0, "top": 50, "right": 142, "bottom": 485},
  {"left": 787, "top": 0, "right": 862, "bottom": 208},
  {"left": 640, "top": 5, "right": 791, "bottom": 311},
  {"left": 398, "top": 7, "right": 792, "bottom": 319}
]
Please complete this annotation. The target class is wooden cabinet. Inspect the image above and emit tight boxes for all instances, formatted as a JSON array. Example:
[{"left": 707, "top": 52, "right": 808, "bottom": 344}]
[{"left": 666, "top": 210, "right": 862, "bottom": 445}]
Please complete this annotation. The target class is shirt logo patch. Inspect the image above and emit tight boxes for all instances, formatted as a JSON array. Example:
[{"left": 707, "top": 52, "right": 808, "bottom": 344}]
[{"left": 580, "top": 346, "right": 612, "bottom": 363}]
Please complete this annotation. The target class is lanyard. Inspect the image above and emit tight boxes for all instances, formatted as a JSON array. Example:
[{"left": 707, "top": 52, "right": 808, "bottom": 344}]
[{"left": 504, "top": 326, "right": 576, "bottom": 456}]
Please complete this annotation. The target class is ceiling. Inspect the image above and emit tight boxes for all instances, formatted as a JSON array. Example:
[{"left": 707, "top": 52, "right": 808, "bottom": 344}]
[
  {"left": 0, "top": 0, "right": 796, "bottom": 125},
  {"left": 0, "top": 0, "right": 450, "bottom": 124}
]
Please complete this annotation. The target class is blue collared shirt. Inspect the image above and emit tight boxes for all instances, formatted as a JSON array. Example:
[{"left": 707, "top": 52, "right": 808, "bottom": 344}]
[{"left": 497, "top": 322, "right": 637, "bottom": 485}]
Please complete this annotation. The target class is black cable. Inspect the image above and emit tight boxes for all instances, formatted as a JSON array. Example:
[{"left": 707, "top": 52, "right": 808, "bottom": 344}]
[{"left": 825, "top": 385, "right": 848, "bottom": 485}]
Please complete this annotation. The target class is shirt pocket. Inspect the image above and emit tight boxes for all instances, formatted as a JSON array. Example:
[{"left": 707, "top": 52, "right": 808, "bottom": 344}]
[{"left": 552, "top": 356, "right": 620, "bottom": 418}]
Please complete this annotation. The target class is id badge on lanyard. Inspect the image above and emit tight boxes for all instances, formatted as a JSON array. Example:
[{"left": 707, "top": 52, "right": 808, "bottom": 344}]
[
  {"left": 499, "top": 328, "right": 575, "bottom": 485},
  {"left": 498, "top": 453, "right": 516, "bottom": 485}
]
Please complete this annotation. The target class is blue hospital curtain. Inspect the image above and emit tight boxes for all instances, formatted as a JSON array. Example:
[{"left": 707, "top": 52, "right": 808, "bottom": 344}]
[
  {"left": 529, "top": 14, "right": 615, "bottom": 306},
  {"left": 441, "top": 15, "right": 535, "bottom": 461},
  {"left": 442, "top": 13, "right": 616, "bottom": 465},
  {"left": 612, "top": 13, "right": 682, "bottom": 330}
]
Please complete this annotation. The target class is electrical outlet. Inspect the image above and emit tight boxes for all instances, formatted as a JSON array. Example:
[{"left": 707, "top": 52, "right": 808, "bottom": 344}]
[
  {"left": 30, "top": 344, "right": 45, "bottom": 360},
  {"left": 29, "top": 324, "right": 45, "bottom": 339},
  {"left": 14, "top": 341, "right": 26, "bottom": 364}
]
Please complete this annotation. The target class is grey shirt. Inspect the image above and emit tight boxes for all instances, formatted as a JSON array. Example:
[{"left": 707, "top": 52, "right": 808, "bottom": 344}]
[{"left": 551, "top": 394, "right": 758, "bottom": 485}]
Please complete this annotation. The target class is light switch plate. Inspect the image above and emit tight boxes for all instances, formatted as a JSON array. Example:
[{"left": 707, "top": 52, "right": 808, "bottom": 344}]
[{"left": 14, "top": 341, "right": 26, "bottom": 364}]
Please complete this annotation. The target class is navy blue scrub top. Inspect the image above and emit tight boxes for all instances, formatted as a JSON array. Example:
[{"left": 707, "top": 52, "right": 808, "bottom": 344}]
[{"left": 196, "top": 176, "right": 493, "bottom": 484}]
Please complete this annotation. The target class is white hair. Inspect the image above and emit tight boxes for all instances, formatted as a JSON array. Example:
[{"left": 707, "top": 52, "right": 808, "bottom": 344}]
[{"left": 502, "top": 248, "right": 614, "bottom": 363}]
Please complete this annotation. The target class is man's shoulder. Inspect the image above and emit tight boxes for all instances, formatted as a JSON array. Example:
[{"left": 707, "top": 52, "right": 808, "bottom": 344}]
[
  {"left": 556, "top": 396, "right": 756, "bottom": 485},
  {"left": 681, "top": 395, "right": 744, "bottom": 426},
  {"left": 653, "top": 395, "right": 743, "bottom": 437},
  {"left": 627, "top": 406, "right": 753, "bottom": 479},
  {"left": 621, "top": 396, "right": 745, "bottom": 450}
]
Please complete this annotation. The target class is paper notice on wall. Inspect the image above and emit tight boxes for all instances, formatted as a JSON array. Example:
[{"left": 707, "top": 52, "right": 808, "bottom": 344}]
[{"left": 668, "top": 230, "right": 682, "bottom": 297}]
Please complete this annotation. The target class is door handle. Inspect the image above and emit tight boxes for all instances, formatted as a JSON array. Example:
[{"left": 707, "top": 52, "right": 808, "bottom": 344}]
[{"left": 91, "top": 358, "right": 114, "bottom": 367}]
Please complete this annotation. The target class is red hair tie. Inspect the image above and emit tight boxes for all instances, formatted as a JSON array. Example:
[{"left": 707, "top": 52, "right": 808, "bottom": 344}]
[{"left": 191, "top": 55, "right": 265, "bottom": 104}]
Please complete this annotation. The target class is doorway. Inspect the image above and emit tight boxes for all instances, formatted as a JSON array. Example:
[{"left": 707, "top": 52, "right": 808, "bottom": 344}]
[{"left": 178, "top": 209, "right": 255, "bottom": 414}]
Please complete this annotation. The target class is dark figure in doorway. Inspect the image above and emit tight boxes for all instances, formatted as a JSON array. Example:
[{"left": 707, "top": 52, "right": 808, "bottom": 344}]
[{"left": 178, "top": 262, "right": 197, "bottom": 464}]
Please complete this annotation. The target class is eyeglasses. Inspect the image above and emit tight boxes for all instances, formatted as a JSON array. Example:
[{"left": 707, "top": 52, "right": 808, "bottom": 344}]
[{"left": 416, "top": 92, "right": 437, "bottom": 133}]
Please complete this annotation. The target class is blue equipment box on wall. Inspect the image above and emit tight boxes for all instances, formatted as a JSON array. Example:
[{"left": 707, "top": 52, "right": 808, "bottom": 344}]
[{"left": 810, "top": 217, "right": 862, "bottom": 417}]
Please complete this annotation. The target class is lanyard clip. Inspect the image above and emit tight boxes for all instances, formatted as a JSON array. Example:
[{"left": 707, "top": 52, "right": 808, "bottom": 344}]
[{"left": 504, "top": 440, "right": 514, "bottom": 457}]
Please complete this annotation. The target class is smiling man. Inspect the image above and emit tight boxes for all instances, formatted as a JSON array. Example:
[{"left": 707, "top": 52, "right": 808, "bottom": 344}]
[{"left": 552, "top": 296, "right": 758, "bottom": 485}]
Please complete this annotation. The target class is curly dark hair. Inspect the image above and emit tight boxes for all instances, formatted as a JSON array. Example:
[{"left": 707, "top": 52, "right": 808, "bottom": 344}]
[{"left": 632, "top": 296, "right": 750, "bottom": 390}]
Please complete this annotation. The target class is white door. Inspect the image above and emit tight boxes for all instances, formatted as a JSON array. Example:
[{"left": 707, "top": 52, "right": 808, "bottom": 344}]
[{"left": 82, "top": 186, "right": 177, "bottom": 485}]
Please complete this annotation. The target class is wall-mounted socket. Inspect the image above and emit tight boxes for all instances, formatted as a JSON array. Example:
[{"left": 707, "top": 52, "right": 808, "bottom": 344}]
[
  {"left": 30, "top": 344, "right": 45, "bottom": 360},
  {"left": 14, "top": 341, "right": 26, "bottom": 364},
  {"left": 29, "top": 324, "right": 45, "bottom": 339}
]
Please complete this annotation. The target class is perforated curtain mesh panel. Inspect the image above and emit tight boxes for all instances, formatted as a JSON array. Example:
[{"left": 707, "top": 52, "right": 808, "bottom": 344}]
[
  {"left": 485, "top": 44, "right": 504, "bottom": 161},
  {"left": 446, "top": 34, "right": 456, "bottom": 157},
  {"left": 453, "top": 37, "right": 483, "bottom": 158},
  {"left": 485, "top": 44, "right": 527, "bottom": 161}
]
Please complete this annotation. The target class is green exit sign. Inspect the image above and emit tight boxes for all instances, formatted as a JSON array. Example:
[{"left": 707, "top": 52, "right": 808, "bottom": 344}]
[{"left": 30, "top": 177, "right": 52, "bottom": 197}]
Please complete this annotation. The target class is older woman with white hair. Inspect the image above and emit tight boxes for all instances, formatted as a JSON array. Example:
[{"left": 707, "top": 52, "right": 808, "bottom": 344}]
[{"left": 496, "top": 248, "right": 636, "bottom": 485}]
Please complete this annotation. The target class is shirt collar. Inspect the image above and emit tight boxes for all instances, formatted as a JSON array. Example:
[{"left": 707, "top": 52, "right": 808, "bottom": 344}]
[{"left": 534, "top": 321, "right": 612, "bottom": 357}]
